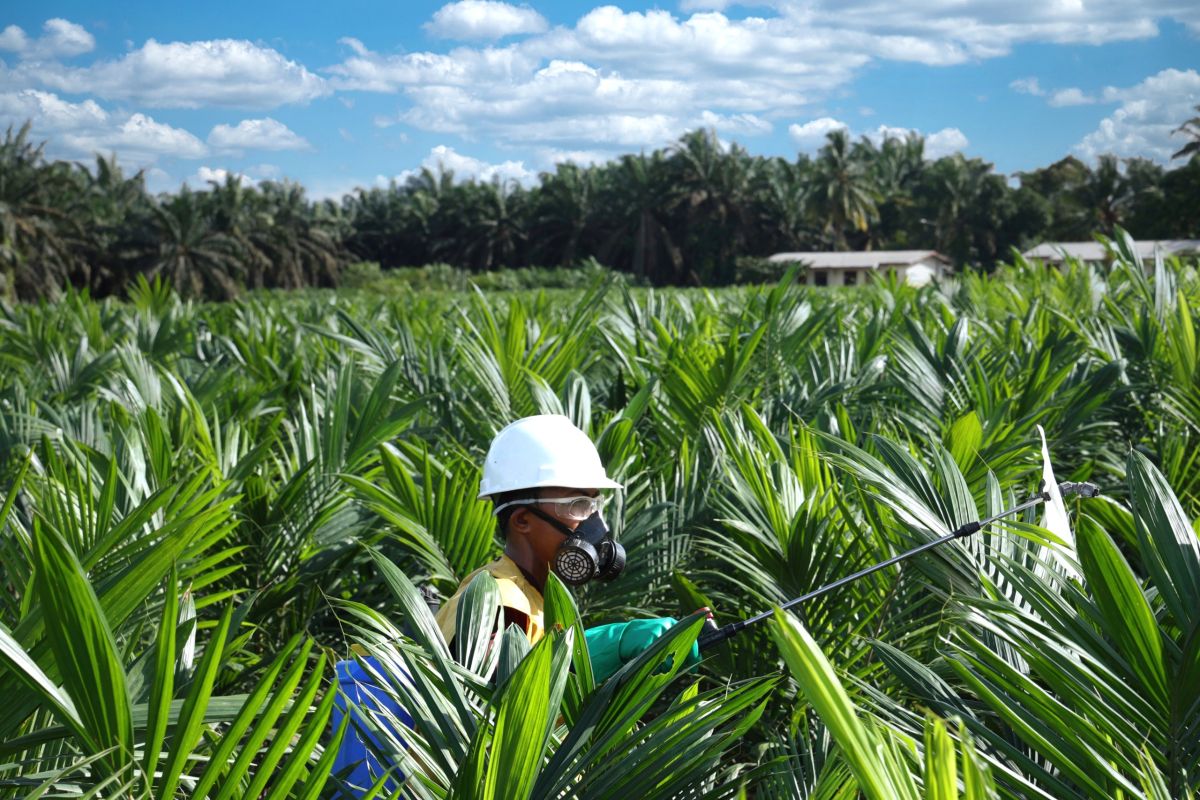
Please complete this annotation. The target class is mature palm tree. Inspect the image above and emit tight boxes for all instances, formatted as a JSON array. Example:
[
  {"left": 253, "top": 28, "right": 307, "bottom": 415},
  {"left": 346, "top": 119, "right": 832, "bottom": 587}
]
[
  {"left": 141, "top": 188, "right": 242, "bottom": 299},
  {"left": 1171, "top": 104, "right": 1200, "bottom": 161},
  {"left": 343, "top": 184, "right": 412, "bottom": 267},
  {"left": 253, "top": 180, "right": 343, "bottom": 288},
  {"left": 596, "top": 152, "right": 683, "bottom": 283},
  {"left": 79, "top": 154, "right": 151, "bottom": 295},
  {"left": 0, "top": 124, "right": 81, "bottom": 299},
  {"left": 529, "top": 162, "right": 597, "bottom": 267},
  {"left": 918, "top": 153, "right": 994, "bottom": 263},
  {"left": 812, "top": 129, "right": 878, "bottom": 250},
  {"left": 750, "top": 156, "right": 813, "bottom": 253},
  {"left": 1074, "top": 154, "right": 1134, "bottom": 235},
  {"left": 671, "top": 128, "right": 758, "bottom": 284},
  {"left": 870, "top": 133, "right": 925, "bottom": 248},
  {"left": 455, "top": 179, "right": 528, "bottom": 272}
]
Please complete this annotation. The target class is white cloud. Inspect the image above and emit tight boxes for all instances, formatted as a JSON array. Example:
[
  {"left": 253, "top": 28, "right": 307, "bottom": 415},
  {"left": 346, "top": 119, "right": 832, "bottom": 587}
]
[
  {"left": 697, "top": 110, "right": 772, "bottom": 136},
  {"left": 789, "top": 118, "right": 968, "bottom": 158},
  {"left": 924, "top": 127, "right": 969, "bottom": 157},
  {"left": 0, "top": 88, "right": 107, "bottom": 129},
  {"left": 0, "top": 26, "right": 29, "bottom": 53},
  {"left": 39, "top": 19, "right": 94, "bottom": 58},
  {"left": 329, "top": 44, "right": 541, "bottom": 94},
  {"left": 0, "top": 19, "right": 94, "bottom": 60},
  {"left": 788, "top": 117, "right": 849, "bottom": 150},
  {"left": 386, "top": 144, "right": 535, "bottom": 185},
  {"left": 1075, "top": 68, "right": 1200, "bottom": 163},
  {"left": 1047, "top": 87, "right": 1094, "bottom": 107},
  {"left": 796, "top": 0, "right": 1188, "bottom": 55},
  {"left": 248, "top": 163, "right": 281, "bottom": 178},
  {"left": 864, "top": 124, "right": 967, "bottom": 157},
  {"left": 328, "top": 8, "right": 867, "bottom": 144},
  {"left": 1012, "top": 78, "right": 1096, "bottom": 107},
  {"left": 306, "top": 177, "right": 370, "bottom": 201},
  {"left": 189, "top": 166, "right": 254, "bottom": 187},
  {"left": 208, "top": 117, "right": 310, "bottom": 152},
  {"left": 62, "top": 113, "right": 208, "bottom": 163},
  {"left": 144, "top": 167, "right": 175, "bottom": 194},
  {"left": 679, "top": 0, "right": 734, "bottom": 10},
  {"left": 29, "top": 39, "right": 328, "bottom": 109},
  {"left": 318, "top": 0, "right": 1186, "bottom": 161},
  {"left": 426, "top": 1, "right": 549, "bottom": 40},
  {"left": 0, "top": 89, "right": 208, "bottom": 165},
  {"left": 182, "top": 163, "right": 282, "bottom": 191},
  {"left": 1010, "top": 77, "right": 1044, "bottom": 96}
]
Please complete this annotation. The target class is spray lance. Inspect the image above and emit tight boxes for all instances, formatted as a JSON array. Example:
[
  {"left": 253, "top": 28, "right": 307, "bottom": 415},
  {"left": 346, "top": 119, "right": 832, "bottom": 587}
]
[{"left": 696, "top": 480, "right": 1102, "bottom": 652}]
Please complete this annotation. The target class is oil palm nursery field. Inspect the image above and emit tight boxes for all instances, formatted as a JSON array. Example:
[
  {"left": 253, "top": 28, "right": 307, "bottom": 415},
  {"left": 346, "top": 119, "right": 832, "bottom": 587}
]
[{"left": 2, "top": 237, "right": 1200, "bottom": 798}]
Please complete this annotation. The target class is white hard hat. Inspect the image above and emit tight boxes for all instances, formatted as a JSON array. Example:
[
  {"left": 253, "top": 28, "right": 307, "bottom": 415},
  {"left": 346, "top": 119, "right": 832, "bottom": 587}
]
[{"left": 478, "top": 414, "right": 623, "bottom": 499}]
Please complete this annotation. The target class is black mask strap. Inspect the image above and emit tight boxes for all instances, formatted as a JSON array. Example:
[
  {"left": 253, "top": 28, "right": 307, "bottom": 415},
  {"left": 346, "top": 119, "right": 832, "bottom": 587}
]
[{"left": 525, "top": 504, "right": 575, "bottom": 539}]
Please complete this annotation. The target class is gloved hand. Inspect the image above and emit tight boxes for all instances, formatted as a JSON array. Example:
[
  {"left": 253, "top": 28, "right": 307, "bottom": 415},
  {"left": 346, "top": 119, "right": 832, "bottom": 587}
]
[{"left": 584, "top": 616, "right": 702, "bottom": 684}]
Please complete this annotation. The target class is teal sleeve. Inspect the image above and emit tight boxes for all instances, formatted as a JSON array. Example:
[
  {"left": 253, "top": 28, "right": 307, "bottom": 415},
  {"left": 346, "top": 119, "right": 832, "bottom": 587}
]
[
  {"left": 585, "top": 622, "right": 628, "bottom": 684},
  {"left": 584, "top": 617, "right": 701, "bottom": 684}
]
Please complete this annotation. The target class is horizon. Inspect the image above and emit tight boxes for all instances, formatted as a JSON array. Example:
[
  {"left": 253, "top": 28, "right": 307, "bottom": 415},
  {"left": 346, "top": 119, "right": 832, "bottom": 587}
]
[{"left": 1, "top": 1, "right": 1197, "bottom": 199}]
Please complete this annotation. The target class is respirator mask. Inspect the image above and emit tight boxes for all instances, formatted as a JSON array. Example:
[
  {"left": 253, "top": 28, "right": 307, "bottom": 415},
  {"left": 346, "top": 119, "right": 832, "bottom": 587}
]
[
  {"left": 494, "top": 494, "right": 626, "bottom": 586},
  {"left": 522, "top": 501, "right": 625, "bottom": 586}
]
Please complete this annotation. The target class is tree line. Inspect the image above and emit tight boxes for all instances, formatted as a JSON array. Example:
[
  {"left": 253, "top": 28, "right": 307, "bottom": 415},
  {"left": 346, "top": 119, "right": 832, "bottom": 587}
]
[{"left": 2, "top": 113, "right": 1199, "bottom": 301}]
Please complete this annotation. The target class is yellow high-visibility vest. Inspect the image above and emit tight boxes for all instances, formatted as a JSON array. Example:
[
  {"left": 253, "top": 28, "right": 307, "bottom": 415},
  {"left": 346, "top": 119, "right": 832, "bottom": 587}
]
[{"left": 435, "top": 555, "right": 545, "bottom": 646}]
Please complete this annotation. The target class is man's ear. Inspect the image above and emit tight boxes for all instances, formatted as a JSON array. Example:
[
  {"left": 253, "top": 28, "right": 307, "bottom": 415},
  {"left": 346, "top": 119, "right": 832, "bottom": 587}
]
[{"left": 508, "top": 506, "right": 532, "bottom": 535}]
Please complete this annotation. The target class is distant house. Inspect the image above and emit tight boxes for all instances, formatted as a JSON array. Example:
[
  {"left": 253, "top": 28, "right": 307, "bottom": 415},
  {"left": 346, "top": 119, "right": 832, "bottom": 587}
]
[
  {"left": 766, "top": 250, "right": 954, "bottom": 287},
  {"left": 1022, "top": 240, "right": 1200, "bottom": 269}
]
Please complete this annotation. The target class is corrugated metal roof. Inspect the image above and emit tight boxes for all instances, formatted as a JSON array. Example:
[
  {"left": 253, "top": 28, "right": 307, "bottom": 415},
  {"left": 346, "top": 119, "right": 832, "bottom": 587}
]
[
  {"left": 765, "top": 250, "right": 950, "bottom": 269},
  {"left": 1022, "top": 240, "right": 1200, "bottom": 262}
]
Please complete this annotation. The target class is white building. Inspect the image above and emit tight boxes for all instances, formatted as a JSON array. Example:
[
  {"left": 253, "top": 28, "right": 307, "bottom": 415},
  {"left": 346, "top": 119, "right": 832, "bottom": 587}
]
[
  {"left": 766, "top": 250, "right": 954, "bottom": 287},
  {"left": 1022, "top": 240, "right": 1200, "bottom": 268}
]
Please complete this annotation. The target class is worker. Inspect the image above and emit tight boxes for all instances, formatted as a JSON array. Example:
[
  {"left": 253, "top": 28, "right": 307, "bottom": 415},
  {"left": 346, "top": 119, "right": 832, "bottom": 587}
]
[
  {"left": 435, "top": 413, "right": 701, "bottom": 680},
  {"left": 333, "top": 414, "right": 699, "bottom": 792}
]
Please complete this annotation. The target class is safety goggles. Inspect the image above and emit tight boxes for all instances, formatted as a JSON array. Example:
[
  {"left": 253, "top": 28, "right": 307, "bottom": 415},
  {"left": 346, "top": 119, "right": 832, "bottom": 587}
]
[{"left": 492, "top": 495, "right": 605, "bottom": 521}]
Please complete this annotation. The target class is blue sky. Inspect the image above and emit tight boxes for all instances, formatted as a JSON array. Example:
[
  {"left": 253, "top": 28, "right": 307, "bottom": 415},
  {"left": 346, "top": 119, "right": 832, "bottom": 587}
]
[{"left": 1, "top": 1, "right": 1197, "bottom": 198}]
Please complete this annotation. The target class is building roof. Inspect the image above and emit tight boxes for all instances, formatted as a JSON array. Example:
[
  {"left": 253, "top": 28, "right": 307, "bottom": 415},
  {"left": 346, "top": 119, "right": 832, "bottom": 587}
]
[
  {"left": 1022, "top": 240, "right": 1200, "bottom": 262},
  {"left": 765, "top": 250, "right": 951, "bottom": 269}
]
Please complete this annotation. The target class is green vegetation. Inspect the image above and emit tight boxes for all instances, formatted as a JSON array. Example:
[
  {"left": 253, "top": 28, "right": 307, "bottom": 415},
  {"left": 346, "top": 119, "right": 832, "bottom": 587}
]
[
  {"left": 4, "top": 120, "right": 1200, "bottom": 301},
  {"left": 2, "top": 241, "right": 1200, "bottom": 797}
]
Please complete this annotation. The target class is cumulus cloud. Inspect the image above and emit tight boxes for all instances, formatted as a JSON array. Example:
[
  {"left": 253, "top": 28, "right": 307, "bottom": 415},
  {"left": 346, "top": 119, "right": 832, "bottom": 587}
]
[
  {"left": 788, "top": 117, "right": 849, "bottom": 149},
  {"left": 333, "top": 2, "right": 1043, "bottom": 156},
  {"left": 1075, "top": 68, "right": 1200, "bottom": 162},
  {"left": 426, "top": 1, "right": 549, "bottom": 40},
  {"left": 789, "top": 118, "right": 968, "bottom": 157},
  {"left": 1012, "top": 77, "right": 1096, "bottom": 107},
  {"left": 5, "top": 5, "right": 1199, "bottom": 175},
  {"left": 144, "top": 167, "right": 175, "bottom": 194},
  {"left": 797, "top": 0, "right": 1186, "bottom": 56},
  {"left": 864, "top": 124, "right": 967, "bottom": 156},
  {"left": 0, "top": 89, "right": 208, "bottom": 165},
  {"left": 189, "top": 166, "right": 255, "bottom": 187},
  {"left": 0, "top": 19, "right": 94, "bottom": 60},
  {"left": 697, "top": 110, "right": 773, "bottom": 136},
  {"left": 208, "top": 117, "right": 310, "bottom": 152},
  {"left": 0, "top": 88, "right": 107, "bottom": 129},
  {"left": 385, "top": 144, "right": 535, "bottom": 185},
  {"left": 924, "top": 127, "right": 969, "bottom": 157},
  {"left": 1010, "top": 77, "right": 1044, "bottom": 96},
  {"left": 0, "top": 26, "right": 28, "bottom": 53},
  {"left": 63, "top": 113, "right": 208, "bottom": 162},
  {"left": 180, "top": 163, "right": 282, "bottom": 191},
  {"left": 1047, "top": 87, "right": 1094, "bottom": 107},
  {"left": 679, "top": 0, "right": 735, "bottom": 10},
  {"left": 27, "top": 38, "right": 328, "bottom": 109}
]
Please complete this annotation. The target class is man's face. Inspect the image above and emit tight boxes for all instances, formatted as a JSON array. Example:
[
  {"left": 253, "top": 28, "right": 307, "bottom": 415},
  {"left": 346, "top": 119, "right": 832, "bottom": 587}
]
[{"left": 516, "top": 486, "right": 599, "bottom": 566}]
